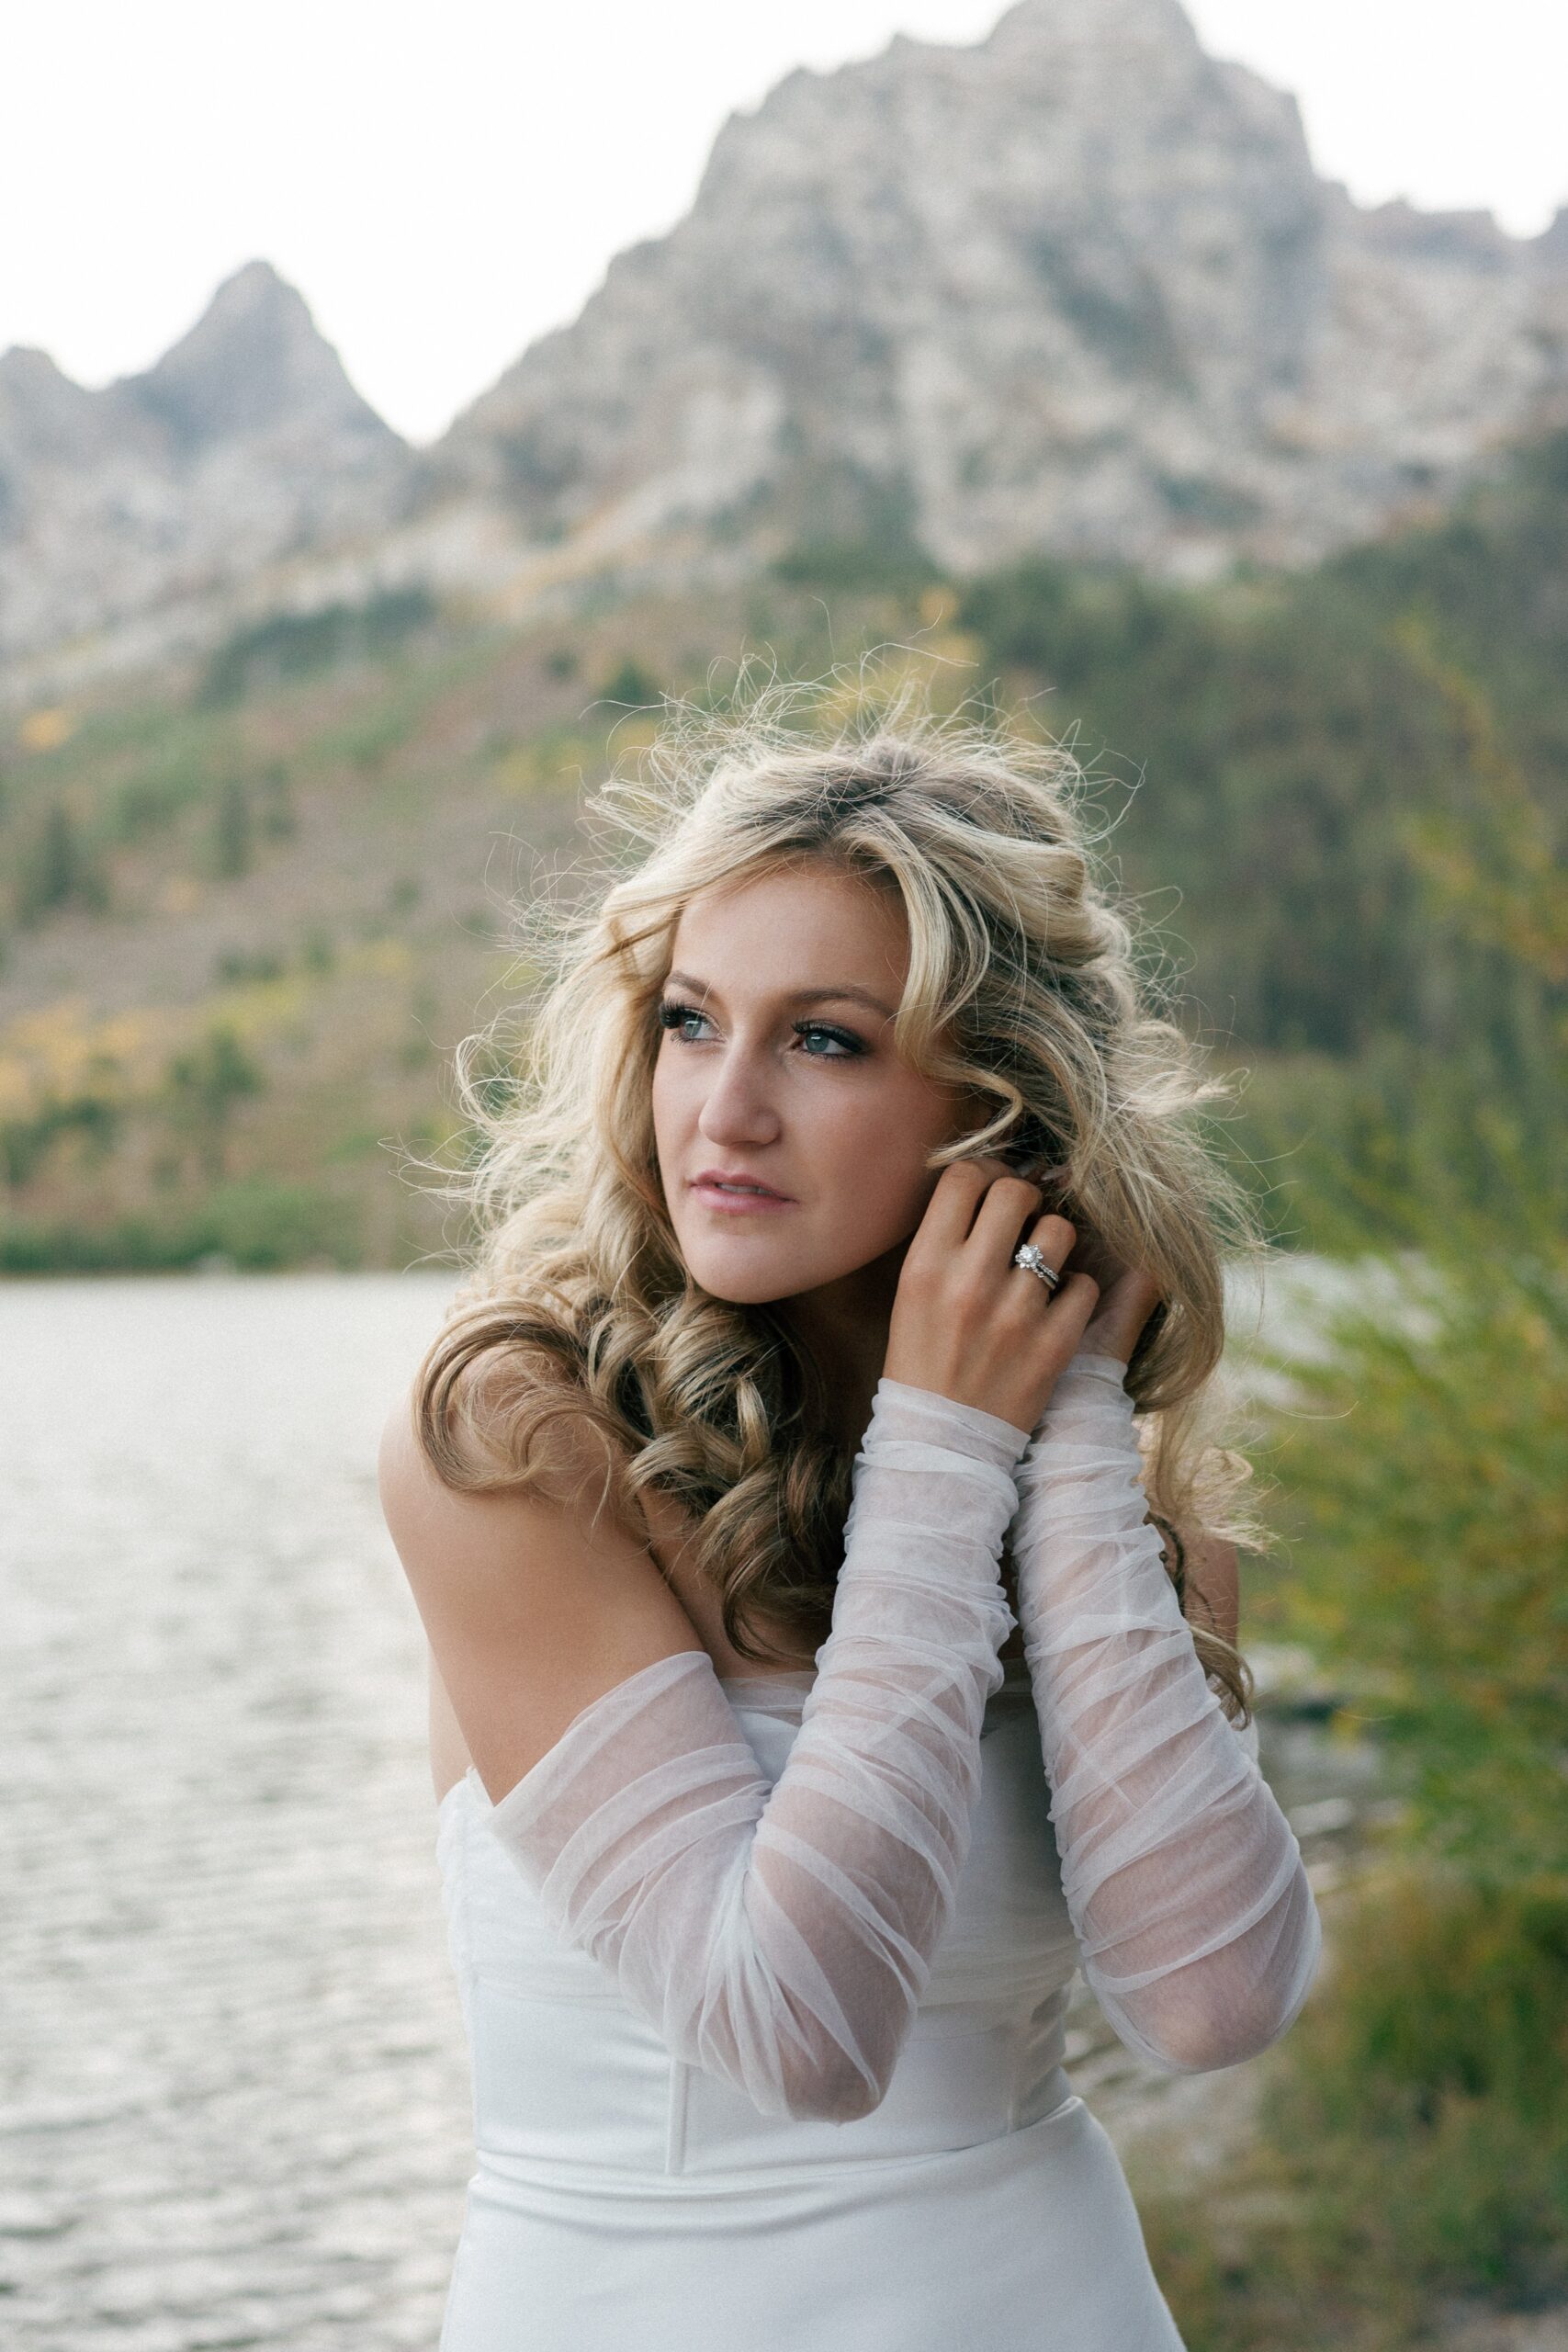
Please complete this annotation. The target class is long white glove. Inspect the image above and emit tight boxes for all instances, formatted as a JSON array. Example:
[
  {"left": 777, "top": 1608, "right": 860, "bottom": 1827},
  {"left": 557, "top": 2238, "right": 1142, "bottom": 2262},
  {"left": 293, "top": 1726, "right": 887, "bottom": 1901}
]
[
  {"left": 483, "top": 1377, "right": 1031, "bottom": 2122},
  {"left": 1011, "top": 1351, "right": 1322, "bottom": 2074}
]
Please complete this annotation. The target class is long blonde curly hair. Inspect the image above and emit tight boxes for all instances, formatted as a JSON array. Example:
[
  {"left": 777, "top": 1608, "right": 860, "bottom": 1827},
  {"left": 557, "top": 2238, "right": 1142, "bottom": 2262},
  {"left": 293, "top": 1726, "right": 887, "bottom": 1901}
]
[{"left": 409, "top": 673, "right": 1263, "bottom": 1723}]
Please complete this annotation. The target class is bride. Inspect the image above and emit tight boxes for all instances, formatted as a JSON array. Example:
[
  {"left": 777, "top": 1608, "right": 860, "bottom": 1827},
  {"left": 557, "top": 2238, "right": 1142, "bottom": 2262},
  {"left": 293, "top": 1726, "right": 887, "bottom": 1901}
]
[{"left": 378, "top": 685, "right": 1322, "bottom": 2350}]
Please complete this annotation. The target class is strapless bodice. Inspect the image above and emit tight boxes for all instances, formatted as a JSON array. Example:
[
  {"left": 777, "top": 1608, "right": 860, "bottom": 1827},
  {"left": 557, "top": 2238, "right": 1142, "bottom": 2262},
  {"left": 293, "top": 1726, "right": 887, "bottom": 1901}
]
[{"left": 434, "top": 1657, "right": 1086, "bottom": 2185}]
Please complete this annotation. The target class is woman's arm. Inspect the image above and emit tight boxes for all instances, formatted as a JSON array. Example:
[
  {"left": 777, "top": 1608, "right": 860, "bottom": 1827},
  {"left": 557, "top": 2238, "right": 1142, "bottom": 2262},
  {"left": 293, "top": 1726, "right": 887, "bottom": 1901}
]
[
  {"left": 1011, "top": 1351, "right": 1322, "bottom": 2074},
  {"left": 380, "top": 1373, "right": 1032, "bottom": 2124}
]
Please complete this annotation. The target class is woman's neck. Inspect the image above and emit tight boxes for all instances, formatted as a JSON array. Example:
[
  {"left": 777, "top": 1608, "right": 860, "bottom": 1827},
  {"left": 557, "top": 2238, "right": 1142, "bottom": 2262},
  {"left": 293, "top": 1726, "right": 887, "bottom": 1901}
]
[{"left": 775, "top": 1239, "right": 905, "bottom": 1453}]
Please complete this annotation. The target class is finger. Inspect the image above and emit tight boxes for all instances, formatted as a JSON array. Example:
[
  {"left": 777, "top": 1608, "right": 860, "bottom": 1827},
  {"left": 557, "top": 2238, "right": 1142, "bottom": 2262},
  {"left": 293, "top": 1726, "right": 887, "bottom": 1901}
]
[
  {"left": 1011, "top": 1158, "right": 1072, "bottom": 1207},
  {"left": 1010, "top": 1269, "right": 1101, "bottom": 1368},
  {"left": 1021, "top": 1206, "right": 1077, "bottom": 1277},
  {"left": 913, "top": 1158, "right": 1001, "bottom": 1253},
  {"left": 1082, "top": 1274, "right": 1164, "bottom": 1361},
  {"left": 1048, "top": 1270, "right": 1103, "bottom": 1346},
  {"left": 969, "top": 1176, "right": 1055, "bottom": 1259},
  {"left": 973, "top": 1185, "right": 1072, "bottom": 1279},
  {"left": 1006, "top": 1223, "right": 1090, "bottom": 1336},
  {"left": 995, "top": 1217, "right": 1083, "bottom": 1336},
  {"left": 1086, "top": 1269, "right": 1163, "bottom": 1329}
]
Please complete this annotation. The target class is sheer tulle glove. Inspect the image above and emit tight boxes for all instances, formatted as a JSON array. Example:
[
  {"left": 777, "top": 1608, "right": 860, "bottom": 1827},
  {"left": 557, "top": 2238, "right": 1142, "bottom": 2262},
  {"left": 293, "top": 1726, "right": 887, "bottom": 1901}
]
[
  {"left": 484, "top": 1378, "right": 1031, "bottom": 2122},
  {"left": 1012, "top": 1352, "right": 1322, "bottom": 2074}
]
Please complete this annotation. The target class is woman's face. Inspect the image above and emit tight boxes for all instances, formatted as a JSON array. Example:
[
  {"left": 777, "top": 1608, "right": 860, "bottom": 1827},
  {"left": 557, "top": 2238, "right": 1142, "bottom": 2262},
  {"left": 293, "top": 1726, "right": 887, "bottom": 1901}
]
[{"left": 650, "top": 862, "right": 974, "bottom": 1309}]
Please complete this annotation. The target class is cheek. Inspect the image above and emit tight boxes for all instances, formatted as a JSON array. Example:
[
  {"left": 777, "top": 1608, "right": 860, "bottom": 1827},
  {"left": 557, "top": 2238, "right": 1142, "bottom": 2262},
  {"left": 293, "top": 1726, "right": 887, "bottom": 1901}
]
[
  {"left": 811, "top": 1082, "right": 946, "bottom": 1220},
  {"left": 649, "top": 1047, "right": 685, "bottom": 1140}
]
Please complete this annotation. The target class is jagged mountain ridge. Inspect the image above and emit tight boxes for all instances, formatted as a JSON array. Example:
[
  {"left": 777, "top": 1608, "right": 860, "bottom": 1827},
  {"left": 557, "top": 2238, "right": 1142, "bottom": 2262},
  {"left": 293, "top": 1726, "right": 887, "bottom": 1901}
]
[
  {"left": 0, "top": 262, "right": 412, "bottom": 672},
  {"left": 4, "top": 0, "right": 1567, "bottom": 687},
  {"left": 434, "top": 0, "right": 1568, "bottom": 579}
]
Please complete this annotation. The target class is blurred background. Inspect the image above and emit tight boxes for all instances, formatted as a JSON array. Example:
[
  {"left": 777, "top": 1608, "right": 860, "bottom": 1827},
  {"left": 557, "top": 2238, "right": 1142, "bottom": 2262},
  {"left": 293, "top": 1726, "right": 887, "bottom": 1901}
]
[{"left": 1, "top": 3, "right": 1563, "bottom": 2346}]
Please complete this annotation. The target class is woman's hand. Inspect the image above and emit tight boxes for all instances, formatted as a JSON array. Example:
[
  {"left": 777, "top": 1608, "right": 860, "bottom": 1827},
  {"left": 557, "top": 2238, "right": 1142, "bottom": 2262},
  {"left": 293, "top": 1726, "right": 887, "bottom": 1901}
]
[{"left": 884, "top": 1155, "right": 1101, "bottom": 1432}]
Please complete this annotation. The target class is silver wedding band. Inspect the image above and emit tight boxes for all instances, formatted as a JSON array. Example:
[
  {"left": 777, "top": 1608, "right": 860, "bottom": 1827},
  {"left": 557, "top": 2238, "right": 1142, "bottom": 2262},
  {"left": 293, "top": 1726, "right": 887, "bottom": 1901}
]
[{"left": 1012, "top": 1240, "right": 1064, "bottom": 1295}]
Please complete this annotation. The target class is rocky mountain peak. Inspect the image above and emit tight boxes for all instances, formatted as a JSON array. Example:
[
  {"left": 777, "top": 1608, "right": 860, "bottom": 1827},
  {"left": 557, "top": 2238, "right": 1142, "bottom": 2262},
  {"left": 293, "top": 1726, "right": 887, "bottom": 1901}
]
[
  {"left": 0, "top": 345, "right": 73, "bottom": 393},
  {"left": 130, "top": 259, "right": 392, "bottom": 452},
  {"left": 6, "top": 0, "right": 1568, "bottom": 691},
  {"left": 433, "top": 0, "right": 1568, "bottom": 585},
  {"left": 0, "top": 264, "right": 412, "bottom": 677},
  {"left": 983, "top": 0, "right": 1203, "bottom": 60}
]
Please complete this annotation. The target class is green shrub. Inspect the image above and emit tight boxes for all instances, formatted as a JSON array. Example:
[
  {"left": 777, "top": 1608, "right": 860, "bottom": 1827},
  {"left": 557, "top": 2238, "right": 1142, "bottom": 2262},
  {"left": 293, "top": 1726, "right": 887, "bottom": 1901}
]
[
  {"left": 0, "top": 1181, "right": 362, "bottom": 1272},
  {"left": 1258, "top": 1231, "right": 1568, "bottom": 1887},
  {"left": 772, "top": 537, "right": 942, "bottom": 595},
  {"left": 0, "top": 1091, "right": 122, "bottom": 1186},
  {"left": 109, "top": 751, "right": 211, "bottom": 842},
  {"left": 1266, "top": 1872, "right": 1568, "bottom": 2299},
  {"left": 161, "top": 1024, "right": 266, "bottom": 1181},
  {"left": 596, "top": 657, "right": 660, "bottom": 708},
  {"left": 955, "top": 432, "right": 1568, "bottom": 1080},
  {"left": 1134, "top": 634, "right": 1568, "bottom": 2343},
  {"left": 12, "top": 798, "right": 110, "bottom": 923},
  {"left": 211, "top": 773, "right": 254, "bottom": 877},
  {"left": 215, "top": 947, "right": 287, "bottom": 986},
  {"left": 196, "top": 586, "right": 437, "bottom": 707},
  {"left": 1135, "top": 1871, "right": 1568, "bottom": 2347},
  {"left": 194, "top": 1178, "right": 362, "bottom": 1268}
]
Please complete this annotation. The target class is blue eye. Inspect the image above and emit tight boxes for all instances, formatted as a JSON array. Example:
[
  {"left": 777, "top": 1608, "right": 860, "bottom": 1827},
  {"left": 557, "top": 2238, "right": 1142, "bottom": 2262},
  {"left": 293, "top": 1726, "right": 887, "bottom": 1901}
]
[
  {"left": 657, "top": 999, "right": 709, "bottom": 1042},
  {"left": 655, "top": 1001, "right": 863, "bottom": 1059},
  {"left": 795, "top": 1023, "right": 861, "bottom": 1058}
]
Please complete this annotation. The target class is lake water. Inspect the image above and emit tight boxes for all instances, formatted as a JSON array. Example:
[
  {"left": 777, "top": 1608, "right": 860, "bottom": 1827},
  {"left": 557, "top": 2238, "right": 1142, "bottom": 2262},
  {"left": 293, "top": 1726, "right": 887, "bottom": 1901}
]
[{"left": 0, "top": 1266, "right": 1378, "bottom": 2349}]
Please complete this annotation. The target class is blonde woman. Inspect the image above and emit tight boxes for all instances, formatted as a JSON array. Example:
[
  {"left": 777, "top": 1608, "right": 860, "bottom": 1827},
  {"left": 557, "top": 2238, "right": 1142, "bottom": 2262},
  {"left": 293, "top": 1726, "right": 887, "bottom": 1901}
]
[{"left": 378, "top": 686, "right": 1322, "bottom": 2351}]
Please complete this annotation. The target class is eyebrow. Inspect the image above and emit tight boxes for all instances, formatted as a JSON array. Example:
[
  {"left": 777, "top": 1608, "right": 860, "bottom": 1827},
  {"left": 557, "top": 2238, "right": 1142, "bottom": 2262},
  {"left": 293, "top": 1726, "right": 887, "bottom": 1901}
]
[{"left": 663, "top": 970, "right": 898, "bottom": 1022}]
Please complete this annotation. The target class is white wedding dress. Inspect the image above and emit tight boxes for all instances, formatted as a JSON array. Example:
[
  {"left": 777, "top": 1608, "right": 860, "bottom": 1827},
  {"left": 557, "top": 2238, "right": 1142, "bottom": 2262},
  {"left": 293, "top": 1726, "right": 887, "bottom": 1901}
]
[{"left": 432, "top": 1355, "right": 1322, "bottom": 2350}]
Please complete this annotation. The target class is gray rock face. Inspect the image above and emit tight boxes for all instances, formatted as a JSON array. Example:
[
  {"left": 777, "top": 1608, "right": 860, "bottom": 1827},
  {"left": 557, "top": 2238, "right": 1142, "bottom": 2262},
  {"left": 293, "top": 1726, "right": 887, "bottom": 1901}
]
[
  {"left": 0, "top": 261, "right": 412, "bottom": 665},
  {"left": 5, "top": 0, "right": 1567, "bottom": 684},
  {"left": 434, "top": 0, "right": 1568, "bottom": 581}
]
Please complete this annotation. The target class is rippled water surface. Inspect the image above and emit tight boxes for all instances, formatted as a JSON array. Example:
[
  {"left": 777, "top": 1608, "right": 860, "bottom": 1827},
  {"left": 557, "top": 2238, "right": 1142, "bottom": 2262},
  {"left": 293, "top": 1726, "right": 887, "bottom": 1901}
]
[
  {"left": 1, "top": 1263, "right": 1374, "bottom": 2349},
  {"left": 2, "top": 1272, "right": 468, "bottom": 2350}
]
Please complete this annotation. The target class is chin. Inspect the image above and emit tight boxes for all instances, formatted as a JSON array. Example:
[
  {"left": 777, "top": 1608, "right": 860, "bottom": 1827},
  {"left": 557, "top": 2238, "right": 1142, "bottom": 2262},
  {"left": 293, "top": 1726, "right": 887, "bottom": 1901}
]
[
  {"left": 677, "top": 1228, "right": 885, "bottom": 1307},
  {"left": 680, "top": 1250, "right": 800, "bottom": 1306}
]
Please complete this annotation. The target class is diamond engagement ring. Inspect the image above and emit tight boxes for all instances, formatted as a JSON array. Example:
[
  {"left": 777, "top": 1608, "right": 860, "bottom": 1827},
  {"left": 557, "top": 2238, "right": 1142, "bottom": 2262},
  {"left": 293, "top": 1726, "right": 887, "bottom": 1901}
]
[{"left": 1012, "top": 1240, "right": 1063, "bottom": 1294}]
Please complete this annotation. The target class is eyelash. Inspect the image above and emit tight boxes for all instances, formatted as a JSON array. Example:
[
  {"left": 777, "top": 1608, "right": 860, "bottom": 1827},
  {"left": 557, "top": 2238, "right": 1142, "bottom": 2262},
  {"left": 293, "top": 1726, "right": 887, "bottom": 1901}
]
[{"left": 655, "top": 999, "right": 864, "bottom": 1060}]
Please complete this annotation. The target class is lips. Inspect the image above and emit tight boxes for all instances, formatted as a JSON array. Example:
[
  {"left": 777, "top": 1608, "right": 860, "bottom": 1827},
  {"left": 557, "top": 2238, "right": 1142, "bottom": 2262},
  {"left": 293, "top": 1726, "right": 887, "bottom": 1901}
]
[{"left": 691, "top": 1169, "right": 791, "bottom": 1200}]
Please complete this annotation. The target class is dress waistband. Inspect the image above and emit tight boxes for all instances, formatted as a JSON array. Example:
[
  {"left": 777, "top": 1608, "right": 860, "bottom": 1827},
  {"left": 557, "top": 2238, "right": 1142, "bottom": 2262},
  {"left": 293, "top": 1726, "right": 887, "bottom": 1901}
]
[
  {"left": 473, "top": 2063, "right": 1077, "bottom": 2202},
  {"left": 468, "top": 1970, "right": 1075, "bottom": 2188}
]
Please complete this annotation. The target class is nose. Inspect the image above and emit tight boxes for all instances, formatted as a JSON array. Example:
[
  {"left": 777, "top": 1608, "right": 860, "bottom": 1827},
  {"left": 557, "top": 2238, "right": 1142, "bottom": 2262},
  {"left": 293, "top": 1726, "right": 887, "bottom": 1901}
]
[{"left": 695, "top": 1040, "right": 783, "bottom": 1149}]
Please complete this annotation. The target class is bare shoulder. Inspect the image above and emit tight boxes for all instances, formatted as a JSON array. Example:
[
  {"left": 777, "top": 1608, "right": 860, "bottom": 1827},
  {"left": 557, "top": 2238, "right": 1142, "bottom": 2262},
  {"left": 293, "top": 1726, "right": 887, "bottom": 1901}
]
[
  {"left": 377, "top": 1381, "right": 705, "bottom": 1797},
  {"left": 377, "top": 1373, "right": 634, "bottom": 1555}
]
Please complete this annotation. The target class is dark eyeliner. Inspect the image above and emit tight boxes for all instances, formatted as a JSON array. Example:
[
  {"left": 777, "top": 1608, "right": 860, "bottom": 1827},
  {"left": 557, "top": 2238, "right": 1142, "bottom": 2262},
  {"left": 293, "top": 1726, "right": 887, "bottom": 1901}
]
[{"left": 793, "top": 1020, "right": 863, "bottom": 1057}]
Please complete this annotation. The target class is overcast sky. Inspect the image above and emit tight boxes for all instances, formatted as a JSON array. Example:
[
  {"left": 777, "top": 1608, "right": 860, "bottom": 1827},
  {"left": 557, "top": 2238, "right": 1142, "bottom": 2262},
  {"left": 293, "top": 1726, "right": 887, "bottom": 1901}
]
[{"left": 6, "top": 0, "right": 1564, "bottom": 446}]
